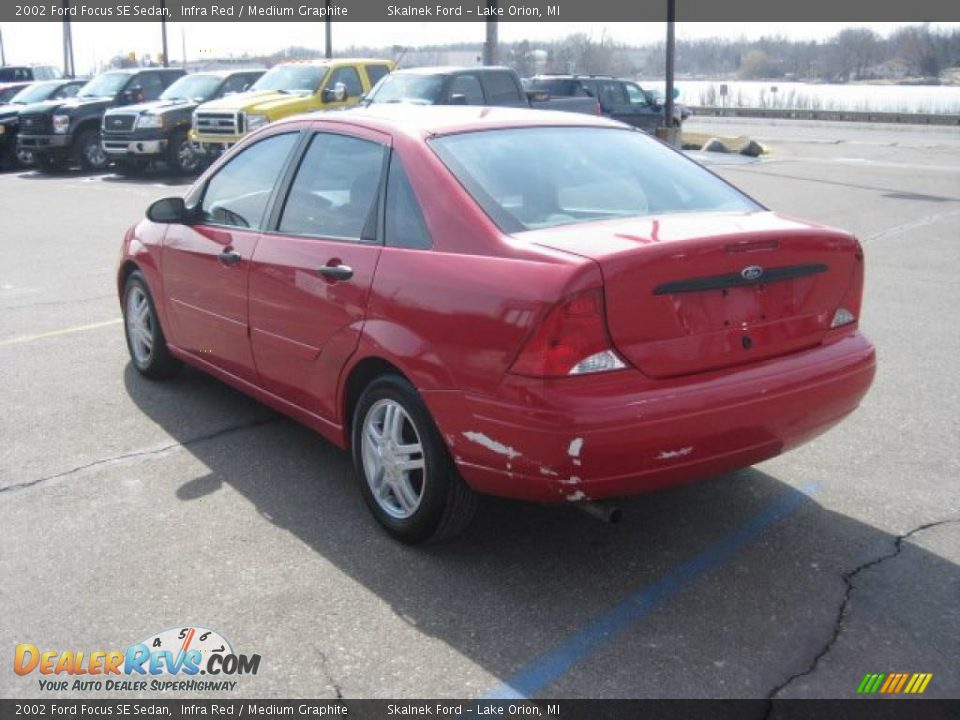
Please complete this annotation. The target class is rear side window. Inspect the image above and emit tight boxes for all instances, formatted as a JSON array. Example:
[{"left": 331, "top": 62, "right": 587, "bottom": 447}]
[
  {"left": 449, "top": 75, "right": 484, "bottom": 105},
  {"left": 201, "top": 133, "right": 299, "bottom": 230},
  {"left": 329, "top": 67, "right": 363, "bottom": 98},
  {"left": 365, "top": 64, "right": 390, "bottom": 87},
  {"left": 480, "top": 72, "right": 520, "bottom": 104},
  {"left": 279, "top": 133, "right": 385, "bottom": 241},
  {"left": 384, "top": 154, "right": 432, "bottom": 250}
]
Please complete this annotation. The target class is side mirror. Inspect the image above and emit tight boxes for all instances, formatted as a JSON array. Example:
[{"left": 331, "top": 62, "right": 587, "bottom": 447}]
[
  {"left": 449, "top": 93, "right": 469, "bottom": 106},
  {"left": 147, "top": 196, "right": 190, "bottom": 224},
  {"left": 322, "top": 82, "right": 348, "bottom": 103}
]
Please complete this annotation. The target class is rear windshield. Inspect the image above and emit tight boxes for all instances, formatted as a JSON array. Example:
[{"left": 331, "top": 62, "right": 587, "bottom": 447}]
[
  {"left": 366, "top": 74, "right": 443, "bottom": 105},
  {"left": 252, "top": 65, "right": 327, "bottom": 93},
  {"left": 430, "top": 126, "right": 762, "bottom": 232}
]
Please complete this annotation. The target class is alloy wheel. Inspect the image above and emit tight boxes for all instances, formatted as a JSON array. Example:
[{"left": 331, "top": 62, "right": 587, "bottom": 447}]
[
  {"left": 125, "top": 285, "right": 154, "bottom": 366},
  {"left": 360, "top": 399, "right": 427, "bottom": 519}
]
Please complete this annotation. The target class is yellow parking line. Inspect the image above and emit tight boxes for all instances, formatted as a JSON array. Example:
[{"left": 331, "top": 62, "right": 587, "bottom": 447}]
[{"left": 0, "top": 318, "right": 122, "bottom": 347}]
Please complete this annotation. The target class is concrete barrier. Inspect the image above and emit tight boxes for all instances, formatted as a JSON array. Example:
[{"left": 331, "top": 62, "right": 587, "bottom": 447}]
[{"left": 690, "top": 106, "right": 960, "bottom": 126}]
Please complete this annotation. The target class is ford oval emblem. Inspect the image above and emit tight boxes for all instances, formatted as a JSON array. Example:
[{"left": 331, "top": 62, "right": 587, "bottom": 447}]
[{"left": 741, "top": 265, "right": 764, "bottom": 281}]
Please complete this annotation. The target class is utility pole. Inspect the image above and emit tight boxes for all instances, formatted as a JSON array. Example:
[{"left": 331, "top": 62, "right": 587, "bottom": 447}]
[
  {"left": 160, "top": 0, "right": 169, "bottom": 66},
  {"left": 324, "top": 0, "right": 332, "bottom": 59},
  {"left": 0, "top": 26, "right": 6, "bottom": 66},
  {"left": 483, "top": 1, "right": 498, "bottom": 66},
  {"left": 181, "top": 27, "right": 187, "bottom": 70},
  {"left": 62, "top": 1, "right": 75, "bottom": 78}
]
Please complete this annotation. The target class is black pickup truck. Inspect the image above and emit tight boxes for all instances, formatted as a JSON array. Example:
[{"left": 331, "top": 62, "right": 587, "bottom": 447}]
[
  {"left": 525, "top": 75, "right": 682, "bottom": 133},
  {"left": 101, "top": 69, "right": 263, "bottom": 174},
  {"left": 0, "top": 79, "right": 85, "bottom": 168},
  {"left": 18, "top": 68, "right": 184, "bottom": 172},
  {"left": 362, "top": 66, "right": 600, "bottom": 116}
]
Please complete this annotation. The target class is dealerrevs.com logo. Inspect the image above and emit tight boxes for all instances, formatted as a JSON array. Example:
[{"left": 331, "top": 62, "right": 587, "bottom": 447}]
[{"left": 14, "top": 626, "right": 261, "bottom": 692}]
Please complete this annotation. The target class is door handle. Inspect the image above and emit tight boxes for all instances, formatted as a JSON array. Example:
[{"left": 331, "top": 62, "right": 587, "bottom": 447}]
[
  {"left": 317, "top": 264, "right": 354, "bottom": 281},
  {"left": 218, "top": 248, "right": 242, "bottom": 266}
]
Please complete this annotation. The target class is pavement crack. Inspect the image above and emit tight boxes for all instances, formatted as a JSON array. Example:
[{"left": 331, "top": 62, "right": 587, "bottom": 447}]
[
  {"left": 315, "top": 649, "right": 345, "bottom": 699},
  {"left": 766, "top": 517, "right": 960, "bottom": 702},
  {"left": 0, "top": 415, "right": 279, "bottom": 495}
]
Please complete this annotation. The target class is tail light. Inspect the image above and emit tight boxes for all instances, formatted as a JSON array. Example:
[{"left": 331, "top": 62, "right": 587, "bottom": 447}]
[
  {"left": 831, "top": 240, "right": 865, "bottom": 328},
  {"left": 510, "top": 288, "right": 627, "bottom": 377}
]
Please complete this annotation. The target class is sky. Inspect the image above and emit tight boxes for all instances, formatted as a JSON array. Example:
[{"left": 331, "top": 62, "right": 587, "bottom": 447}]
[{"left": 2, "top": 21, "right": 959, "bottom": 75}]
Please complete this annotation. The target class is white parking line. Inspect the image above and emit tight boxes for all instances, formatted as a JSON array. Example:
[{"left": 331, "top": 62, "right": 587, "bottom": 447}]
[{"left": 0, "top": 318, "right": 122, "bottom": 347}]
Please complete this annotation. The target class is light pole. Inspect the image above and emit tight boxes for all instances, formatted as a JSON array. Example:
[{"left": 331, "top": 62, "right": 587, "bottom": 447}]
[
  {"left": 324, "top": 0, "right": 332, "bottom": 59},
  {"left": 62, "top": 1, "right": 75, "bottom": 78},
  {"left": 483, "top": 1, "right": 498, "bottom": 66},
  {"left": 160, "top": 0, "right": 169, "bottom": 66}
]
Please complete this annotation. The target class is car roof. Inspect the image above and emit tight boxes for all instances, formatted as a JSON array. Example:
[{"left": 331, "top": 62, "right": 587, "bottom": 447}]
[
  {"left": 188, "top": 69, "right": 265, "bottom": 78},
  {"left": 279, "top": 103, "right": 625, "bottom": 137},
  {"left": 274, "top": 58, "right": 390, "bottom": 68},
  {"left": 392, "top": 65, "right": 512, "bottom": 75}
]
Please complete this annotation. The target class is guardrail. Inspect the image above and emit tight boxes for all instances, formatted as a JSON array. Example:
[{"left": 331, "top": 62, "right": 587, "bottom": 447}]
[{"left": 689, "top": 106, "right": 960, "bottom": 126}]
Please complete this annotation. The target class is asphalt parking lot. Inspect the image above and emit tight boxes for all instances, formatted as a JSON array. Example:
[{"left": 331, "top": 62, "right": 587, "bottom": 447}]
[{"left": 1, "top": 118, "right": 959, "bottom": 700}]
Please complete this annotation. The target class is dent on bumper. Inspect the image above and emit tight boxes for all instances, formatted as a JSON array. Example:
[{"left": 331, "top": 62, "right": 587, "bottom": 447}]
[{"left": 425, "top": 331, "right": 876, "bottom": 503}]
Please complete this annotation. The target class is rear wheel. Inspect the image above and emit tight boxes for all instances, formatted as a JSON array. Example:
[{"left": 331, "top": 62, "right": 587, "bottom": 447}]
[
  {"left": 352, "top": 374, "right": 478, "bottom": 544},
  {"left": 122, "top": 271, "right": 182, "bottom": 380},
  {"left": 76, "top": 128, "right": 110, "bottom": 172}
]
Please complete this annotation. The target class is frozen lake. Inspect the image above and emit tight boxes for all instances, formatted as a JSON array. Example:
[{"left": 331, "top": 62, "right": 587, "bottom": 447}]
[{"left": 647, "top": 80, "right": 960, "bottom": 115}]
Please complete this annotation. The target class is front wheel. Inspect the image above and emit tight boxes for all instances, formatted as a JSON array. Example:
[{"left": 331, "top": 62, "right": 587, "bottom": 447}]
[
  {"left": 122, "top": 271, "right": 182, "bottom": 380},
  {"left": 76, "top": 128, "right": 110, "bottom": 172},
  {"left": 165, "top": 130, "right": 202, "bottom": 175},
  {"left": 352, "top": 375, "right": 478, "bottom": 544}
]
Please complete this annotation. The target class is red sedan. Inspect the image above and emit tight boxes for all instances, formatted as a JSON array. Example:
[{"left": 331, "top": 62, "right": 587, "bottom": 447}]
[{"left": 118, "top": 106, "right": 875, "bottom": 543}]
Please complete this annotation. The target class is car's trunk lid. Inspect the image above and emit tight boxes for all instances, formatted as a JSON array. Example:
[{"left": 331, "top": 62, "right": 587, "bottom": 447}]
[{"left": 520, "top": 211, "right": 860, "bottom": 378}]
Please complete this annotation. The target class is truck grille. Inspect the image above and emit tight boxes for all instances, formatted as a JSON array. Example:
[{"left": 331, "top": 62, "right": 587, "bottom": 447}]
[
  {"left": 195, "top": 111, "right": 242, "bottom": 136},
  {"left": 103, "top": 114, "right": 137, "bottom": 134},
  {"left": 19, "top": 113, "right": 51, "bottom": 134}
]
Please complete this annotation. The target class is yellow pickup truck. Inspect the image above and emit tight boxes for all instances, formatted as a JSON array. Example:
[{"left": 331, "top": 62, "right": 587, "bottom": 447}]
[{"left": 191, "top": 58, "right": 392, "bottom": 158}]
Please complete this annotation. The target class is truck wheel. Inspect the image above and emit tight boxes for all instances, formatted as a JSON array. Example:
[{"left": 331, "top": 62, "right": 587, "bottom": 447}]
[
  {"left": 15, "top": 147, "right": 35, "bottom": 167},
  {"left": 76, "top": 128, "right": 110, "bottom": 172},
  {"left": 352, "top": 374, "right": 478, "bottom": 544},
  {"left": 166, "top": 131, "right": 201, "bottom": 175}
]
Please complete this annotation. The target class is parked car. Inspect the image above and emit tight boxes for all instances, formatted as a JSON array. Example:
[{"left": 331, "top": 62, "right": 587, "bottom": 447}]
[
  {"left": 526, "top": 74, "right": 682, "bottom": 131},
  {"left": 191, "top": 58, "right": 392, "bottom": 159},
  {"left": 362, "top": 66, "right": 599, "bottom": 116},
  {"left": 18, "top": 67, "right": 185, "bottom": 172},
  {"left": 118, "top": 106, "right": 875, "bottom": 543},
  {"left": 102, "top": 69, "right": 264, "bottom": 175},
  {"left": 0, "top": 65, "right": 62, "bottom": 82},
  {"left": 0, "top": 82, "right": 31, "bottom": 104},
  {"left": 0, "top": 79, "right": 86, "bottom": 168}
]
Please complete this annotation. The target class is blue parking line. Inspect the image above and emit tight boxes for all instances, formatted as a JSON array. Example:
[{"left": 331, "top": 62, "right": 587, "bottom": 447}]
[{"left": 482, "top": 482, "right": 820, "bottom": 700}]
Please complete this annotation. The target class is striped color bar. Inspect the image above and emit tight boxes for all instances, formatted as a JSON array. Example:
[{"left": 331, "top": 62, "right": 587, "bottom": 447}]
[{"left": 858, "top": 672, "right": 932, "bottom": 694}]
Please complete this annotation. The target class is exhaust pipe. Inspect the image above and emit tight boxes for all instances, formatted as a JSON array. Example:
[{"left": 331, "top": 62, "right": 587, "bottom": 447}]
[{"left": 576, "top": 500, "right": 623, "bottom": 525}]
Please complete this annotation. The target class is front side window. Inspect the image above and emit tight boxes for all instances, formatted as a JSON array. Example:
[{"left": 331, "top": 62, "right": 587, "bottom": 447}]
[
  {"left": 625, "top": 83, "right": 650, "bottom": 106},
  {"left": 201, "top": 133, "right": 299, "bottom": 230},
  {"left": 431, "top": 127, "right": 762, "bottom": 233},
  {"left": 480, "top": 72, "right": 520, "bottom": 104},
  {"left": 328, "top": 67, "right": 363, "bottom": 98},
  {"left": 278, "top": 133, "right": 385, "bottom": 241}
]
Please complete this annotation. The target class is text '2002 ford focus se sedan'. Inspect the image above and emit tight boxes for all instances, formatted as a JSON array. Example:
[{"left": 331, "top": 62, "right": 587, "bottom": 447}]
[{"left": 118, "top": 106, "right": 875, "bottom": 543}]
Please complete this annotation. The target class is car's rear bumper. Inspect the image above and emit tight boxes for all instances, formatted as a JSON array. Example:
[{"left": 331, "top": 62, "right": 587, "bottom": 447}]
[{"left": 424, "top": 331, "right": 875, "bottom": 502}]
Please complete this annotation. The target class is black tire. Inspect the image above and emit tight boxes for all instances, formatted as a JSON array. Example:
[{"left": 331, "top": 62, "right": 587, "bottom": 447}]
[
  {"left": 351, "top": 374, "right": 478, "bottom": 544},
  {"left": 75, "top": 128, "right": 110, "bottom": 172},
  {"left": 34, "top": 153, "right": 66, "bottom": 173},
  {"left": 165, "top": 130, "right": 202, "bottom": 175},
  {"left": 122, "top": 271, "right": 182, "bottom": 380}
]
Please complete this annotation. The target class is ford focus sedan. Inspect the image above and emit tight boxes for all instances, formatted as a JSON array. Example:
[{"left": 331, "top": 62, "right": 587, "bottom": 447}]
[{"left": 118, "top": 106, "right": 875, "bottom": 543}]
